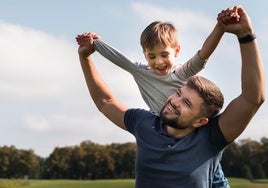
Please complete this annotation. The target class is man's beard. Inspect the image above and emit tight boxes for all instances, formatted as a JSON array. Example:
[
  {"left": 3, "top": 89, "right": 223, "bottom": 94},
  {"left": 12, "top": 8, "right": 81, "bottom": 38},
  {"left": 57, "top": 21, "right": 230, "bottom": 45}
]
[{"left": 160, "top": 106, "right": 187, "bottom": 130}]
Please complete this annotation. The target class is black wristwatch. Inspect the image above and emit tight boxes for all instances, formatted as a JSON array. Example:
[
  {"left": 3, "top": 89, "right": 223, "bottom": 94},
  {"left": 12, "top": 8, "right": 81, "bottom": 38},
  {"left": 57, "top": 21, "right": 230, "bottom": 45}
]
[{"left": 238, "top": 33, "right": 256, "bottom": 44}]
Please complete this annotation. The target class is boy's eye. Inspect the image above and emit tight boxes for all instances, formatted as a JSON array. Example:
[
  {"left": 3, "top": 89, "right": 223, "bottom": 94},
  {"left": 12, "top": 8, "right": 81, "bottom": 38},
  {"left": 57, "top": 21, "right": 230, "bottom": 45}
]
[
  {"left": 161, "top": 54, "right": 169, "bottom": 58},
  {"left": 148, "top": 55, "right": 155, "bottom": 59}
]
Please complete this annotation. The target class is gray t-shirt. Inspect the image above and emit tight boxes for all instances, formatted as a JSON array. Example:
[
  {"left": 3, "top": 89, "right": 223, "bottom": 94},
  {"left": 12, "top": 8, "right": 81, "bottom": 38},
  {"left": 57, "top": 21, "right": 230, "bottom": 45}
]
[{"left": 94, "top": 40, "right": 207, "bottom": 115}]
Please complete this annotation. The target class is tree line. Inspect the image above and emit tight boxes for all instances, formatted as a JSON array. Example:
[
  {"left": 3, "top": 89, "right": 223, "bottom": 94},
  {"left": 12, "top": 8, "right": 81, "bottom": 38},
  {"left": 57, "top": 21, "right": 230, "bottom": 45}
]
[{"left": 0, "top": 138, "right": 267, "bottom": 180}]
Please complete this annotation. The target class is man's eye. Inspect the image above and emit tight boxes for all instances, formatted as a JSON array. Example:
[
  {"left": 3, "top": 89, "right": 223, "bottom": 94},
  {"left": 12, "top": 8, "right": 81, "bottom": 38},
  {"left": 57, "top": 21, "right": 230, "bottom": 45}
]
[{"left": 184, "top": 100, "right": 191, "bottom": 107}]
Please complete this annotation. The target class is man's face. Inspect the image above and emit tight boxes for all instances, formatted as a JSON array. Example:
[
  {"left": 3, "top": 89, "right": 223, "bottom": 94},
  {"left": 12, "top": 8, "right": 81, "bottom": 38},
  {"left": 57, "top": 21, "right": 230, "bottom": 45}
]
[
  {"left": 144, "top": 44, "right": 180, "bottom": 76},
  {"left": 160, "top": 86, "right": 204, "bottom": 130}
]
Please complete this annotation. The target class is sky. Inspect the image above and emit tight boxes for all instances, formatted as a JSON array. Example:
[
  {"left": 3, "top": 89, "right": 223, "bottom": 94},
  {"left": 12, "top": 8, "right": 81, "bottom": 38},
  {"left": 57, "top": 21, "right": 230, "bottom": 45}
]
[{"left": 0, "top": 0, "right": 267, "bottom": 157}]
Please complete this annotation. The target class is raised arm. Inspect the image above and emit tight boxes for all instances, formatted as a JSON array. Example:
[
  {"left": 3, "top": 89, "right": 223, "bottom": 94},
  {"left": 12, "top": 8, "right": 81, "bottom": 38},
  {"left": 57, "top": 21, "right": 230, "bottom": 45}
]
[
  {"left": 93, "top": 39, "right": 138, "bottom": 71},
  {"left": 198, "top": 23, "right": 224, "bottom": 61},
  {"left": 76, "top": 32, "right": 138, "bottom": 72},
  {"left": 174, "top": 12, "right": 239, "bottom": 80},
  {"left": 78, "top": 40, "right": 128, "bottom": 130},
  {"left": 218, "top": 6, "right": 265, "bottom": 142}
]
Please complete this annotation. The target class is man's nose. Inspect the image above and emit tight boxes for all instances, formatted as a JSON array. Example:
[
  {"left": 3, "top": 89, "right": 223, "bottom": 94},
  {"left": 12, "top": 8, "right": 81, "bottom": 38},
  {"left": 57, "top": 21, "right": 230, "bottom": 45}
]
[{"left": 171, "top": 96, "right": 182, "bottom": 109}]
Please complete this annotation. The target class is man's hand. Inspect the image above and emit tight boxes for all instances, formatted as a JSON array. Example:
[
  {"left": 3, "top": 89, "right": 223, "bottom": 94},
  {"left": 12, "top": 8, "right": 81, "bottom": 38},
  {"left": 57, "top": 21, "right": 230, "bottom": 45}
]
[
  {"left": 78, "top": 45, "right": 94, "bottom": 58},
  {"left": 217, "top": 5, "right": 253, "bottom": 37}
]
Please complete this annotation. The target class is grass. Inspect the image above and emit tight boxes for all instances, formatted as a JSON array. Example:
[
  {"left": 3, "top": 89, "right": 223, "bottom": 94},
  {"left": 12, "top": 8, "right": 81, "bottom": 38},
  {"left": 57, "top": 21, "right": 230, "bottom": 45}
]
[
  {"left": 0, "top": 179, "right": 30, "bottom": 188},
  {"left": 0, "top": 179, "right": 135, "bottom": 188},
  {"left": 228, "top": 178, "right": 268, "bottom": 188},
  {"left": 0, "top": 178, "right": 267, "bottom": 188}
]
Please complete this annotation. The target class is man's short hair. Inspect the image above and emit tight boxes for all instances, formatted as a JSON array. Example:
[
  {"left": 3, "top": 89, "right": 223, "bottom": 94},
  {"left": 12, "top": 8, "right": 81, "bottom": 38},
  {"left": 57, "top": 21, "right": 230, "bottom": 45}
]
[{"left": 186, "top": 76, "right": 224, "bottom": 118}]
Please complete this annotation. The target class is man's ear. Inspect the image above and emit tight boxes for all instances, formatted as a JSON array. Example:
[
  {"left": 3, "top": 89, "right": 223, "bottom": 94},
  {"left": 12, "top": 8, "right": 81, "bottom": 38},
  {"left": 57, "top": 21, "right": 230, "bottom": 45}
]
[{"left": 193, "top": 117, "right": 209, "bottom": 128}]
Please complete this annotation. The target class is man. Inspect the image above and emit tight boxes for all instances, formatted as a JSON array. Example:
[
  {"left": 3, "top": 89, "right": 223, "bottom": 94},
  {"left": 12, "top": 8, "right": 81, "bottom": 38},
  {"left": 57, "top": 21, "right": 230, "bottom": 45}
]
[{"left": 77, "top": 5, "right": 265, "bottom": 188}]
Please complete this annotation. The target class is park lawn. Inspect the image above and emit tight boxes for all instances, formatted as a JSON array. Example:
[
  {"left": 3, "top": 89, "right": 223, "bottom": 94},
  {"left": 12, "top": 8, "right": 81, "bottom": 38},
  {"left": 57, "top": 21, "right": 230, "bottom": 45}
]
[
  {"left": 0, "top": 179, "right": 135, "bottom": 188},
  {"left": 0, "top": 178, "right": 268, "bottom": 188},
  {"left": 228, "top": 178, "right": 268, "bottom": 188}
]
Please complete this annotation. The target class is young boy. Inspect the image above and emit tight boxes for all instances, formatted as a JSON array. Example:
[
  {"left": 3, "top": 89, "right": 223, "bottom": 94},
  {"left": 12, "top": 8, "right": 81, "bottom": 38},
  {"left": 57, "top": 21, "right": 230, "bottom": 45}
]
[
  {"left": 76, "top": 19, "right": 231, "bottom": 115},
  {"left": 76, "top": 11, "right": 239, "bottom": 187}
]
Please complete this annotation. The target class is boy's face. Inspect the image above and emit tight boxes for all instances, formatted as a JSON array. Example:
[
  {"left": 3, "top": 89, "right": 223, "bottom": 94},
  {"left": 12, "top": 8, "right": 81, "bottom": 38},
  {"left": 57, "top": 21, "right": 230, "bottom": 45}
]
[{"left": 144, "top": 44, "right": 180, "bottom": 76}]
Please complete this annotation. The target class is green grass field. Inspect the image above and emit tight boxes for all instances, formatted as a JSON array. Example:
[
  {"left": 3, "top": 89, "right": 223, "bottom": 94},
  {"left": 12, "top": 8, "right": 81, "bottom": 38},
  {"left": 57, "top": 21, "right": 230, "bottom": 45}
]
[{"left": 0, "top": 178, "right": 267, "bottom": 188}]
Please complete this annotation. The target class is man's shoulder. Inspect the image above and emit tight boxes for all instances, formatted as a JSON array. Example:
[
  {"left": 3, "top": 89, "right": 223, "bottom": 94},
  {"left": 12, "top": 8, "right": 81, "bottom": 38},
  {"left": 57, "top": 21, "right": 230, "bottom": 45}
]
[
  {"left": 126, "top": 108, "right": 155, "bottom": 118},
  {"left": 124, "top": 108, "right": 158, "bottom": 134},
  {"left": 124, "top": 108, "right": 159, "bottom": 125}
]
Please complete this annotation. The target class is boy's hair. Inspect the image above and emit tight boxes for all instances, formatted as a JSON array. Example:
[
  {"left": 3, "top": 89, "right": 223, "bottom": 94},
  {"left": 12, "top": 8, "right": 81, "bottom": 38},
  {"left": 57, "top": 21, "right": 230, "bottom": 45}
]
[
  {"left": 140, "top": 21, "right": 178, "bottom": 51},
  {"left": 186, "top": 76, "right": 224, "bottom": 118}
]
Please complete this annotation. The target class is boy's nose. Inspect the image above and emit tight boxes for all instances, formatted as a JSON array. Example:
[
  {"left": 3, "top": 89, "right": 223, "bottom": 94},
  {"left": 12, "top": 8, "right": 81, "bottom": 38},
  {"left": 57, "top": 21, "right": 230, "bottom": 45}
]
[{"left": 155, "top": 57, "right": 164, "bottom": 65}]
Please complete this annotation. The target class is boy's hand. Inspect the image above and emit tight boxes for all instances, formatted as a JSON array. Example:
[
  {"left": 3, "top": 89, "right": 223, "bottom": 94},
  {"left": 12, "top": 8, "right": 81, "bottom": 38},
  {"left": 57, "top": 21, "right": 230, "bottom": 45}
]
[
  {"left": 218, "top": 7, "right": 240, "bottom": 25},
  {"left": 76, "top": 32, "right": 101, "bottom": 57},
  {"left": 76, "top": 32, "right": 101, "bottom": 46}
]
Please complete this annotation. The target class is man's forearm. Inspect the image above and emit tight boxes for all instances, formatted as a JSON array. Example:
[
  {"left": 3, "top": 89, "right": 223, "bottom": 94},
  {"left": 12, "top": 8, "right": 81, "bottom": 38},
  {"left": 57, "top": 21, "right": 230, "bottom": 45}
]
[
  {"left": 240, "top": 39, "right": 265, "bottom": 105},
  {"left": 79, "top": 55, "right": 114, "bottom": 111}
]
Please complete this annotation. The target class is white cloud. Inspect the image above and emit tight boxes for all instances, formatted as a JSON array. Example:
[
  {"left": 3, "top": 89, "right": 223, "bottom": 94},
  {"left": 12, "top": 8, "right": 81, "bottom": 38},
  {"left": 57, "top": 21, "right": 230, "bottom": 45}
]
[
  {"left": 131, "top": 2, "right": 213, "bottom": 30},
  {"left": 0, "top": 21, "right": 80, "bottom": 101},
  {"left": 22, "top": 114, "right": 50, "bottom": 132}
]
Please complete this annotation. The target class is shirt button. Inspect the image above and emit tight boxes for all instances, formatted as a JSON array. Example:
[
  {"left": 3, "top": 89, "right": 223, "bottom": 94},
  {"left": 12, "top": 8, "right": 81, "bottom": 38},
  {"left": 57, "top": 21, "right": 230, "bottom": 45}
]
[{"left": 168, "top": 144, "right": 172, "bottom": 148}]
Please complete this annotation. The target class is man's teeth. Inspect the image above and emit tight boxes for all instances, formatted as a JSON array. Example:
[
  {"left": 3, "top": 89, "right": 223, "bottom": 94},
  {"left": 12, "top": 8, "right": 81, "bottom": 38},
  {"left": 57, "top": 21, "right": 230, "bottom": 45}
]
[{"left": 168, "top": 104, "right": 174, "bottom": 112}]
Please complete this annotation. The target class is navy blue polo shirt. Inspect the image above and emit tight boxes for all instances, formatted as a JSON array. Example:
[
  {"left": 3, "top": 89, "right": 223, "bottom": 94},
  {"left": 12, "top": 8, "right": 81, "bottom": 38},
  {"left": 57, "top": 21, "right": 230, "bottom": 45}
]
[{"left": 124, "top": 108, "right": 228, "bottom": 188}]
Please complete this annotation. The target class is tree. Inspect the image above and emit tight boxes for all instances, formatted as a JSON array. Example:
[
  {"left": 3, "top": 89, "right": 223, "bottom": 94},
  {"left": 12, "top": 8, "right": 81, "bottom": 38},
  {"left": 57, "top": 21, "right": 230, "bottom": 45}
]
[
  {"left": 0, "top": 146, "right": 10, "bottom": 178},
  {"left": 222, "top": 137, "right": 268, "bottom": 179},
  {"left": 45, "top": 146, "right": 73, "bottom": 178},
  {"left": 260, "top": 137, "right": 268, "bottom": 177},
  {"left": 80, "top": 141, "right": 115, "bottom": 179},
  {"left": 16, "top": 149, "right": 40, "bottom": 178},
  {"left": 69, "top": 146, "right": 86, "bottom": 179},
  {"left": 240, "top": 139, "right": 264, "bottom": 179},
  {"left": 108, "top": 142, "right": 136, "bottom": 178},
  {"left": 221, "top": 142, "right": 242, "bottom": 177},
  {"left": 0, "top": 146, "right": 40, "bottom": 178}
]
